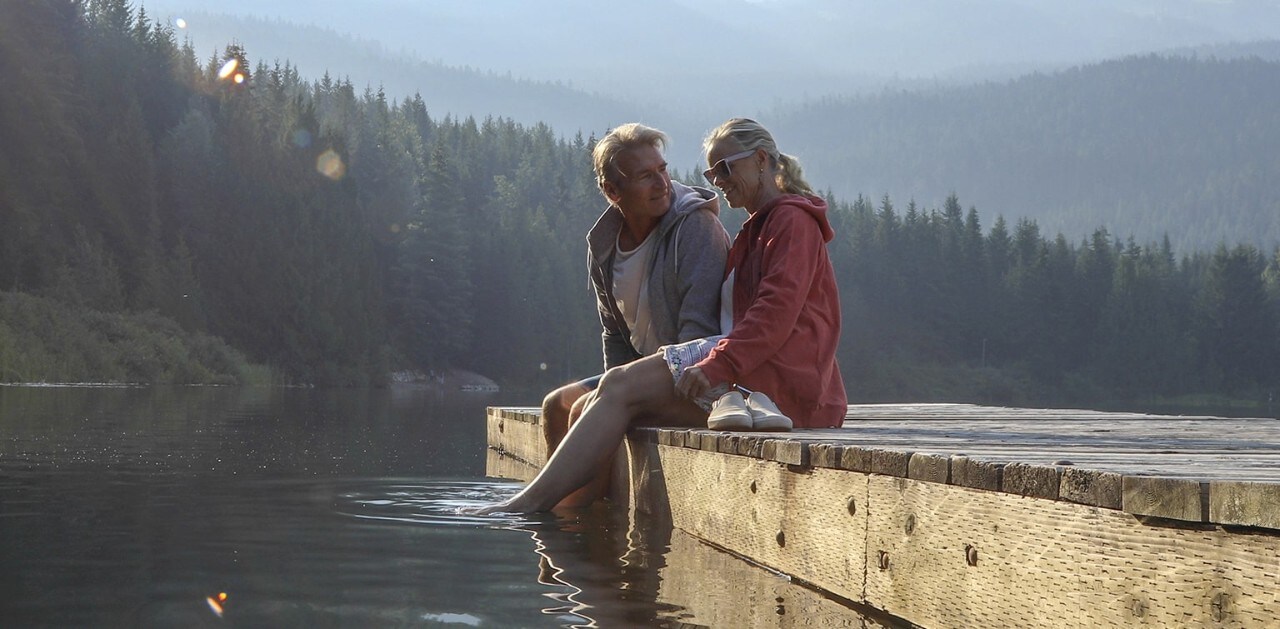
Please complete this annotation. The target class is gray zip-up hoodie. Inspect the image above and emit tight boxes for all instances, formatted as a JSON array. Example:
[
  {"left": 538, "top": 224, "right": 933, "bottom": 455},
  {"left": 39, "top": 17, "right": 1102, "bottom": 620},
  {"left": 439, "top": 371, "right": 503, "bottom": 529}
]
[{"left": 587, "top": 180, "right": 731, "bottom": 370}]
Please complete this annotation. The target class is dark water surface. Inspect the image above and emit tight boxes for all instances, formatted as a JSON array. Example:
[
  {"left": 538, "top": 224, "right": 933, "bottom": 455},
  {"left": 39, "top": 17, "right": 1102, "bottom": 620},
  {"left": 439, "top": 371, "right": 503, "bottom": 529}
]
[{"left": 0, "top": 385, "right": 884, "bottom": 628}]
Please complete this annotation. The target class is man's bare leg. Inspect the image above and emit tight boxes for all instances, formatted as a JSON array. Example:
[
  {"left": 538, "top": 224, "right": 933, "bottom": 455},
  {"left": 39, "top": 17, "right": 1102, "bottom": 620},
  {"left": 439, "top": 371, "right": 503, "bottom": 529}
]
[
  {"left": 541, "top": 380, "right": 594, "bottom": 459},
  {"left": 553, "top": 391, "right": 609, "bottom": 508},
  {"left": 466, "top": 354, "right": 706, "bottom": 514}
]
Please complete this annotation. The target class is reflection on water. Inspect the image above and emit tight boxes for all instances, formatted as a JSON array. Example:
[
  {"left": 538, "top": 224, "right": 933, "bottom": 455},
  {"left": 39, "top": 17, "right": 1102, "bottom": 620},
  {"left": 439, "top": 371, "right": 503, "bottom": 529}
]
[
  {"left": 0, "top": 385, "right": 888, "bottom": 627},
  {"left": 338, "top": 480, "right": 532, "bottom": 528}
]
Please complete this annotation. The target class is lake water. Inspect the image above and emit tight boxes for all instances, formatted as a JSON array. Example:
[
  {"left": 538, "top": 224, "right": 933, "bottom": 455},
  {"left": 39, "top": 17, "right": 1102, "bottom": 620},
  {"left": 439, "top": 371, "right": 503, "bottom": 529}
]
[{"left": 0, "top": 385, "right": 890, "bottom": 628}]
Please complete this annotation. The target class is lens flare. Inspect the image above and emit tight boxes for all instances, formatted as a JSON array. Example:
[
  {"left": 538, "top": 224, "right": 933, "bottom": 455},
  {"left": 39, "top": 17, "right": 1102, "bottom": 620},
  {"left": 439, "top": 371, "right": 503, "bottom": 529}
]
[
  {"left": 217, "top": 59, "right": 239, "bottom": 80},
  {"left": 174, "top": 18, "right": 187, "bottom": 29},
  {"left": 205, "top": 592, "right": 228, "bottom": 617},
  {"left": 316, "top": 149, "right": 346, "bottom": 180}
]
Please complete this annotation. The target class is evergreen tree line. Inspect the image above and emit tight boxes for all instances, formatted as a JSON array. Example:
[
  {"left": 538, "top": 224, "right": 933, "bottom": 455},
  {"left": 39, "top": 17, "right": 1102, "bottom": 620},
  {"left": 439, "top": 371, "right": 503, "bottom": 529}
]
[
  {"left": 0, "top": 0, "right": 602, "bottom": 385},
  {"left": 828, "top": 194, "right": 1280, "bottom": 405},
  {"left": 2, "top": 1, "right": 1277, "bottom": 407}
]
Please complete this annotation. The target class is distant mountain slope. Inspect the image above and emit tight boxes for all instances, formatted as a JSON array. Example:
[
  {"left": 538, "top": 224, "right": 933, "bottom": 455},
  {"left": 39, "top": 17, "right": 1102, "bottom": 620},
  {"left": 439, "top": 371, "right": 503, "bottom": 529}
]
[
  {"left": 149, "top": 6, "right": 1280, "bottom": 251},
  {"left": 145, "top": 0, "right": 1280, "bottom": 113},
  {"left": 768, "top": 53, "right": 1280, "bottom": 252},
  {"left": 165, "top": 11, "right": 654, "bottom": 139}
]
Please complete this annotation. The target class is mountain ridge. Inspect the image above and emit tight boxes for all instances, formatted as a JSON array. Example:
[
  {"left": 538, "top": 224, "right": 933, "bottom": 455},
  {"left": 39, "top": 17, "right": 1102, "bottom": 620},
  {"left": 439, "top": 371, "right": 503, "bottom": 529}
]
[{"left": 143, "top": 2, "right": 1280, "bottom": 252}]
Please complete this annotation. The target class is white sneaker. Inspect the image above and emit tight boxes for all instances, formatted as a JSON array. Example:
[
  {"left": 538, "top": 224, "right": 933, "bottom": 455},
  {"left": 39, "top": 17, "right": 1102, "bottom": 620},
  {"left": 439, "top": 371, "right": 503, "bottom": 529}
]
[
  {"left": 707, "top": 390, "right": 752, "bottom": 431},
  {"left": 746, "top": 392, "right": 792, "bottom": 432}
]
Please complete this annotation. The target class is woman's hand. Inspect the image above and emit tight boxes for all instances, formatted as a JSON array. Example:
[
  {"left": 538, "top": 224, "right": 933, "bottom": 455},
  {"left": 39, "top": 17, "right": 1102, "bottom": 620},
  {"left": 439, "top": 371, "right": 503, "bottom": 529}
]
[{"left": 676, "top": 366, "right": 711, "bottom": 400}]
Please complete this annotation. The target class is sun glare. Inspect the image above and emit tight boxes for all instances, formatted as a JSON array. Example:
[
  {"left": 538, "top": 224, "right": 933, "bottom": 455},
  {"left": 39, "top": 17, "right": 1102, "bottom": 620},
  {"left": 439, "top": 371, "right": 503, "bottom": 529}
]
[
  {"left": 217, "top": 59, "right": 239, "bottom": 80},
  {"left": 316, "top": 149, "right": 346, "bottom": 180},
  {"left": 205, "top": 592, "right": 228, "bottom": 617}
]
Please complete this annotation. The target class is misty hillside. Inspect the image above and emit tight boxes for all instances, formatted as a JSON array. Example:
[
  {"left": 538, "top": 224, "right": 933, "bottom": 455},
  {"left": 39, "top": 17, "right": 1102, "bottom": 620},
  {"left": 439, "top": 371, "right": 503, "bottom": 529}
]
[
  {"left": 140, "top": 1, "right": 1280, "bottom": 252},
  {"left": 144, "top": 0, "right": 1280, "bottom": 111},
  {"left": 769, "top": 53, "right": 1280, "bottom": 252},
  {"left": 163, "top": 12, "right": 650, "bottom": 139}
]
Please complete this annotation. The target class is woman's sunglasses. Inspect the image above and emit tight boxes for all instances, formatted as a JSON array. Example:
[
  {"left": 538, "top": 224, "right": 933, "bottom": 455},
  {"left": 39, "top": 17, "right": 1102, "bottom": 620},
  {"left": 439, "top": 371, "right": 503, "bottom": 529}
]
[{"left": 702, "top": 149, "right": 755, "bottom": 184}]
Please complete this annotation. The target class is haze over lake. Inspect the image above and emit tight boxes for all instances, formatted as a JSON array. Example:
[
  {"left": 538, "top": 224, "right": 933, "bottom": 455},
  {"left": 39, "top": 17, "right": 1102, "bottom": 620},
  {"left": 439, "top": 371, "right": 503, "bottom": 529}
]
[{"left": 140, "top": 0, "right": 1280, "bottom": 249}]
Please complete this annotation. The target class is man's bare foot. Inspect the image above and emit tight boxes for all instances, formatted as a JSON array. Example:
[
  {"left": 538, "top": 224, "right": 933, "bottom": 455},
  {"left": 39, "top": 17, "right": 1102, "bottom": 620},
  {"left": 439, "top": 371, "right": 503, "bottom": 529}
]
[{"left": 456, "top": 501, "right": 516, "bottom": 516}]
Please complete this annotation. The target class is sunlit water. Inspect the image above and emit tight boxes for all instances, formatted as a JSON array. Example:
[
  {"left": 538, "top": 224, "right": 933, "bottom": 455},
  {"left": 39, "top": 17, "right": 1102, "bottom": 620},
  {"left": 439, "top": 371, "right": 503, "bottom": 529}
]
[{"left": 0, "top": 385, "right": 888, "bottom": 628}]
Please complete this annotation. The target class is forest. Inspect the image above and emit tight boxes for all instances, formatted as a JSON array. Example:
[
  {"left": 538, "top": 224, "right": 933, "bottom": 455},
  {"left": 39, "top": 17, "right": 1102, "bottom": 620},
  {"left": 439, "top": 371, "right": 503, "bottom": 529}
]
[
  {"left": 1, "top": 0, "right": 1278, "bottom": 411},
  {"left": 771, "top": 51, "right": 1280, "bottom": 253}
]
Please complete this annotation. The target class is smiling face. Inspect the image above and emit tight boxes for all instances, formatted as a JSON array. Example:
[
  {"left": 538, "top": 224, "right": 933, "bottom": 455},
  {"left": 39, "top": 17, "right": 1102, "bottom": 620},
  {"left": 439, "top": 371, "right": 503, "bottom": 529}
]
[
  {"left": 602, "top": 144, "right": 671, "bottom": 222},
  {"left": 705, "top": 140, "right": 762, "bottom": 211}
]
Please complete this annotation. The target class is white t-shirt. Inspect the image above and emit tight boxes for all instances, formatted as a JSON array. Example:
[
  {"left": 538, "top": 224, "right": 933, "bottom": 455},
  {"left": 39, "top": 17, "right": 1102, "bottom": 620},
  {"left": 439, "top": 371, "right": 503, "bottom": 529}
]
[
  {"left": 613, "top": 231, "right": 659, "bottom": 356},
  {"left": 719, "top": 270, "right": 735, "bottom": 336}
]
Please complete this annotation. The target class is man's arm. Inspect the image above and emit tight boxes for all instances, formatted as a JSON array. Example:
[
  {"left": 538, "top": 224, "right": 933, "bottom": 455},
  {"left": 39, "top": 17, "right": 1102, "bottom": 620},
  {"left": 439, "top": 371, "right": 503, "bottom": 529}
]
[{"left": 673, "top": 206, "right": 731, "bottom": 342}]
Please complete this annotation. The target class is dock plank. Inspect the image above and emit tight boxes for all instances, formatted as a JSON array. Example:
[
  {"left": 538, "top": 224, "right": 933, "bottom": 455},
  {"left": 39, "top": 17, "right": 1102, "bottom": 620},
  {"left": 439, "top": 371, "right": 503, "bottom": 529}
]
[
  {"left": 1209, "top": 480, "right": 1280, "bottom": 529},
  {"left": 657, "top": 528, "right": 897, "bottom": 628},
  {"left": 486, "top": 404, "right": 1280, "bottom": 627},
  {"left": 863, "top": 475, "right": 1280, "bottom": 629},
  {"left": 660, "top": 445, "right": 870, "bottom": 602}
]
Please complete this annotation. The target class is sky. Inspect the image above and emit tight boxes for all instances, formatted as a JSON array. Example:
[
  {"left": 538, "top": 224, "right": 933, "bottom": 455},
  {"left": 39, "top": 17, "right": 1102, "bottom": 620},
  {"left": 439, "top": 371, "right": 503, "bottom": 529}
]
[{"left": 147, "top": 0, "right": 1280, "bottom": 104}]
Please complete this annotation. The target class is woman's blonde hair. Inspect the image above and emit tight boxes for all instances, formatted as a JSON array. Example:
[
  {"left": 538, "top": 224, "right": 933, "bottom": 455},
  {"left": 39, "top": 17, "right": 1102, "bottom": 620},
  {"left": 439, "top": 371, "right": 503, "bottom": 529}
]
[
  {"left": 703, "top": 118, "right": 812, "bottom": 196},
  {"left": 592, "top": 123, "right": 668, "bottom": 191}
]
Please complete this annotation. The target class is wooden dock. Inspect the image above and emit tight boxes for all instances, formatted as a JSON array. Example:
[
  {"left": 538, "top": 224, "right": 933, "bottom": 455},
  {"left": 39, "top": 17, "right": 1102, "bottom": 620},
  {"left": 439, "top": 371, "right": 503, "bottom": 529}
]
[{"left": 485, "top": 403, "right": 1280, "bottom": 628}]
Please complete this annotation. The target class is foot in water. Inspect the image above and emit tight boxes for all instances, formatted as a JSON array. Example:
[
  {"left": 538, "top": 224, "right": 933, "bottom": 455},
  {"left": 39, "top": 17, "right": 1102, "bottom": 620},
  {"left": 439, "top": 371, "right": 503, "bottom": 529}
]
[{"left": 457, "top": 501, "right": 514, "bottom": 516}]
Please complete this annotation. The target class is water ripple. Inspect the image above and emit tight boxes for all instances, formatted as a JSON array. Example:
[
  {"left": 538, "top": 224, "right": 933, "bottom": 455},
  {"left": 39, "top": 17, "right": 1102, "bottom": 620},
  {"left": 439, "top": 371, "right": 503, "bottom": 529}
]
[{"left": 334, "top": 480, "right": 541, "bottom": 529}]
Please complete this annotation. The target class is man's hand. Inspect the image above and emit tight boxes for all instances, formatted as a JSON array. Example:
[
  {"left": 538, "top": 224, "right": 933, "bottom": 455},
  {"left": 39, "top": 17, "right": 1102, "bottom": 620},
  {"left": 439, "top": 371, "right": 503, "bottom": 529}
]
[{"left": 676, "top": 366, "right": 711, "bottom": 400}]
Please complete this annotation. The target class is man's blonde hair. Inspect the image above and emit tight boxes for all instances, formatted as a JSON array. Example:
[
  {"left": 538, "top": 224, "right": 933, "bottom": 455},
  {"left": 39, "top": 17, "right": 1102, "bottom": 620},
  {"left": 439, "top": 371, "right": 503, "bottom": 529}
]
[{"left": 592, "top": 123, "right": 668, "bottom": 191}]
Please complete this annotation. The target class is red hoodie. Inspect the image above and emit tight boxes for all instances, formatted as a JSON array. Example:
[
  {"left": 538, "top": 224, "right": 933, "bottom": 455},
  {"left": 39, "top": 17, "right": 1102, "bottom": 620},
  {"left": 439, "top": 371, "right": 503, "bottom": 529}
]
[{"left": 696, "top": 194, "right": 847, "bottom": 428}]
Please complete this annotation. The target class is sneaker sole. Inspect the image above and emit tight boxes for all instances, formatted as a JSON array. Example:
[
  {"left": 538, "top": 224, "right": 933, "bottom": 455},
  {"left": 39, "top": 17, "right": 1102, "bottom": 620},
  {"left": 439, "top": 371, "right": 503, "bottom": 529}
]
[{"left": 707, "top": 414, "right": 752, "bottom": 431}]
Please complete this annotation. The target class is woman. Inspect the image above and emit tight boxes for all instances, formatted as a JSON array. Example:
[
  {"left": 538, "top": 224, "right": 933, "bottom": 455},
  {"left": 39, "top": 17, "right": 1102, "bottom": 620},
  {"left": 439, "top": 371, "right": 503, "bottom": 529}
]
[{"left": 467, "top": 118, "right": 846, "bottom": 514}]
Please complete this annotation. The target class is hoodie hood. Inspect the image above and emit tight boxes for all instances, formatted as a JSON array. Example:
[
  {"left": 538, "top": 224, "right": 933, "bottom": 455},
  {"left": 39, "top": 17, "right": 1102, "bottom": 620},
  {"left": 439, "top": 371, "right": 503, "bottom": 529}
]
[
  {"left": 669, "top": 179, "right": 720, "bottom": 218},
  {"left": 583, "top": 178, "right": 731, "bottom": 370},
  {"left": 756, "top": 194, "right": 834, "bottom": 242},
  {"left": 587, "top": 179, "right": 718, "bottom": 263}
]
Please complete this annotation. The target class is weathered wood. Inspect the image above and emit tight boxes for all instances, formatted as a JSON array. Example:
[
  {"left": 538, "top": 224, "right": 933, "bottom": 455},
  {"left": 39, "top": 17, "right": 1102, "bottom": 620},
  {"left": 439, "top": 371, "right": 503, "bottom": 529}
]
[
  {"left": 1122, "top": 476, "right": 1208, "bottom": 522},
  {"left": 863, "top": 475, "right": 1280, "bottom": 629},
  {"left": 657, "top": 529, "right": 898, "bottom": 628},
  {"left": 487, "top": 403, "right": 1280, "bottom": 627},
  {"left": 771, "top": 438, "right": 809, "bottom": 466},
  {"left": 657, "top": 429, "right": 675, "bottom": 447},
  {"left": 810, "top": 443, "right": 843, "bottom": 469},
  {"left": 1059, "top": 467, "right": 1123, "bottom": 510},
  {"left": 738, "top": 435, "right": 764, "bottom": 458},
  {"left": 484, "top": 448, "right": 539, "bottom": 482},
  {"left": 1002, "top": 462, "right": 1061, "bottom": 499},
  {"left": 491, "top": 404, "right": 1280, "bottom": 526},
  {"left": 1210, "top": 481, "right": 1280, "bottom": 530},
  {"left": 623, "top": 435, "right": 669, "bottom": 521},
  {"left": 950, "top": 455, "right": 1002, "bottom": 491},
  {"left": 485, "top": 406, "right": 545, "bottom": 467},
  {"left": 842, "top": 402, "right": 1227, "bottom": 422},
  {"left": 840, "top": 446, "right": 874, "bottom": 473},
  {"left": 908, "top": 452, "right": 950, "bottom": 483},
  {"left": 659, "top": 445, "right": 870, "bottom": 602},
  {"left": 870, "top": 448, "right": 911, "bottom": 477}
]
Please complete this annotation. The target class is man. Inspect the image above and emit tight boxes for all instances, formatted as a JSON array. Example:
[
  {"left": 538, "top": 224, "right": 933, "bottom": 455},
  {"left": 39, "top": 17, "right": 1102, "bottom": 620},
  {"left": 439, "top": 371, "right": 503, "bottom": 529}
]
[{"left": 541, "top": 123, "right": 729, "bottom": 494}]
